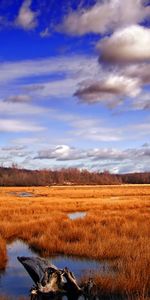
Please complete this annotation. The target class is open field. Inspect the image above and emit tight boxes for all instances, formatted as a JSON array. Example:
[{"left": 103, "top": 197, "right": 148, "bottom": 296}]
[{"left": 0, "top": 185, "right": 150, "bottom": 299}]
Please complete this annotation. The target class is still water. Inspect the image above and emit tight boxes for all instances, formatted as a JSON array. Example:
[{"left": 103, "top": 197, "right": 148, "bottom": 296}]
[
  {"left": 0, "top": 240, "right": 110, "bottom": 298},
  {"left": 68, "top": 212, "right": 87, "bottom": 220}
]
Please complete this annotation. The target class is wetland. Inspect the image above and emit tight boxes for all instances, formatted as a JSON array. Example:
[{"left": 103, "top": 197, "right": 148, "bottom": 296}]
[{"left": 0, "top": 185, "right": 150, "bottom": 299}]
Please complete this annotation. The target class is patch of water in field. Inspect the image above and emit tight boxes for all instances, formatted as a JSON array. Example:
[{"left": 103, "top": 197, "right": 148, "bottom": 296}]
[
  {"left": 9, "top": 191, "right": 34, "bottom": 197},
  {"left": 18, "top": 192, "right": 33, "bottom": 197},
  {"left": 68, "top": 211, "right": 87, "bottom": 220},
  {"left": 0, "top": 240, "right": 111, "bottom": 298}
]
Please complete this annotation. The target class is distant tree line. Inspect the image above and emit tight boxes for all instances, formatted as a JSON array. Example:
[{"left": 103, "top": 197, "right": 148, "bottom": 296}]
[{"left": 0, "top": 166, "right": 150, "bottom": 186}]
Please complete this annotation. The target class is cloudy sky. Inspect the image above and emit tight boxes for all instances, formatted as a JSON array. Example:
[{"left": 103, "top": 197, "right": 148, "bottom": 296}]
[{"left": 0, "top": 0, "right": 150, "bottom": 173}]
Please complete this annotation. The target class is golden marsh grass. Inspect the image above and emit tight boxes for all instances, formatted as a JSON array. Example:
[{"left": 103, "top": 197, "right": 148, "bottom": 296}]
[{"left": 0, "top": 185, "right": 150, "bottom": 298}]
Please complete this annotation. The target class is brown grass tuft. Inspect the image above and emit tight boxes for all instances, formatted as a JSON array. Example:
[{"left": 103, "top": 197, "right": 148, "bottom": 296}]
[{"left": 0, "top": 236, "right": 7, "bottom": 269}]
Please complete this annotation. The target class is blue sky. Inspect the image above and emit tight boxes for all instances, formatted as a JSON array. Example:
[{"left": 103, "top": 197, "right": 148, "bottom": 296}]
[{"left": 0, "top": 0, "right": 150, "bottom": 173}]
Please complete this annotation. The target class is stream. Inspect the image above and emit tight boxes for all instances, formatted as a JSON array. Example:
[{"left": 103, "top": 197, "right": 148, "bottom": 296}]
[{"left": 0, "top": 240, "right": 112, "bottom": 298}]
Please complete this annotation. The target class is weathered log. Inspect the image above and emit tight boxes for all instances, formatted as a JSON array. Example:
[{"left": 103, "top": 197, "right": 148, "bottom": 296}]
[
  {"left": 17, "top": 256, "right": 99, "bottom": 300},
  {"left": 17, "top": 256, "right": 57, "bottom": 284}
]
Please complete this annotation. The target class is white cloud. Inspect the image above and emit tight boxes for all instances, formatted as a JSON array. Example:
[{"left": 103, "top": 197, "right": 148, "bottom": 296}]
[
  {"left": 31, "top": 113, "right": 121, "bottom": 144},
  {"left": 87, "top": 148, "right": 126, "bottom": 160},
  {"left": 98, "top": 25, "right": 150, "bottom": 63},
  {"left": 35, "top": 79, "right": 79, "bottom": 98},
  {"left": 35, "top": 145, "right": 85, "bottom": 161},
  {"left": 16, "top": 0, "right": 38, "bottom": 30},
  {"left": 0, "top": 55, "right": 149, "bottom": 110},
  {"left": 0, "top": 55, "right": 106, "bottom": 105},
  {"left": 0, "top": 119, "right": 45, "bottom": 132},
  {"left": 88, "top": 146, "right": 150, "bottom": 161},
  {"left": 132, "top": 92, "right": 150, "bottom": 110},
  {"left": 74, "top": 128, "right": 122, "bottom": 141},
  {"left": 11, "top": 137, "right": 44, "bottom": 145},
  {"left": 124, "top": 63, "right": 150, "bottom": 85},
  {"left": 68, "top": 116, "right": 150, "bottom": 143},
  {"left": 69, "top": 118, "right": 123, "bottom": 142},
  {"left": 40, "top": 27, "right": 51, "bottom": 38},
  {"left": 33, "top": 143, "right": 150, "bottom": 173},
  {"left": 0, "top": 101, "right": 49, "bottom": 116},
  {"left": 61, "top": 0, "right": 149, "bottom": 35},
  {"left": 0, "top": 145, "right": 31, "bottom": 161},
  {"left": 0, "top": 55, "right": 100, "bottom": 84},
  {"left": 2, "top": 145, "right": 26, "bottom": 151},
  {"left": 131, "top": 122, "right": 150, "bottom": 135}
]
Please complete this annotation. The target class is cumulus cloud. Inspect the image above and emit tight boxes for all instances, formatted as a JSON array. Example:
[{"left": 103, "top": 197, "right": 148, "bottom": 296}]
[
  {"left": 87, "top": 148, "right": 126, "bottom": 160},
  {"left": 74, "top": 75, "right": 141, "bottom": 104},
  {"left": 35, "top": 145, "right": 85, "bottom": 161},
  {"left": 124, "top": 63, "right": 150, "bottom": 85},
  {"left": 4, "top": 94, "right": 31, "bottom": 103},
  {"left": 16, "top": 0, "right": 38, "bottom": 30},
  {"left": 0, "top": 145, "right": 32, "bottom": 168},
  {"left": 0, "top": 146, "right": 30, "bottom": 159},
  {"left": 98, "top": 25, "right": 150, "bottom": 63},
  {"left": 61, "top": 0, "right": 149, "bottom": 35},
  {"left": 33, "top": 143, "right": 150, "bottom": 173},
  {"left": 58, "top": 2, "right": 150, "bottom": 108},
  {"left": 88, "top": 146, "right": 150, "bottom": 161},
  {"left": 0, "top": 54, "right": 149, "bottom": 110}
]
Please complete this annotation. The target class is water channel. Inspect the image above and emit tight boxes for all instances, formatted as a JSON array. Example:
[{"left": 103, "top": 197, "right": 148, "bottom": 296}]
[{"left": 0, "top": 240, "right": 111, "bottom": 298}]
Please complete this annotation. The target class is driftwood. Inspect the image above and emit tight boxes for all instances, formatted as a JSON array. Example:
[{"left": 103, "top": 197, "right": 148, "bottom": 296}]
[{"left": 17, "top": 256, "right": 99, "bottom": 300}]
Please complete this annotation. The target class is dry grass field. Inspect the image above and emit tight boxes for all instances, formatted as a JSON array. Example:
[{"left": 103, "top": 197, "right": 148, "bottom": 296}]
[{"left": 0, "top": 185, "right": 150, "bottom": 299}]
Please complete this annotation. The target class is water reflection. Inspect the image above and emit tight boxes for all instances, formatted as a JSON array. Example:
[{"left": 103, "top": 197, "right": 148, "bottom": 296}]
[{"left": 0, "top": 240, "right": 35, "bottom": 297}]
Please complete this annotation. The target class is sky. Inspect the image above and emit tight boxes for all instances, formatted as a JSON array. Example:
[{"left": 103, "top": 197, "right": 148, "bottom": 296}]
[{"left": 0, "top": 0, "right": 150, "bottom": 173}]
